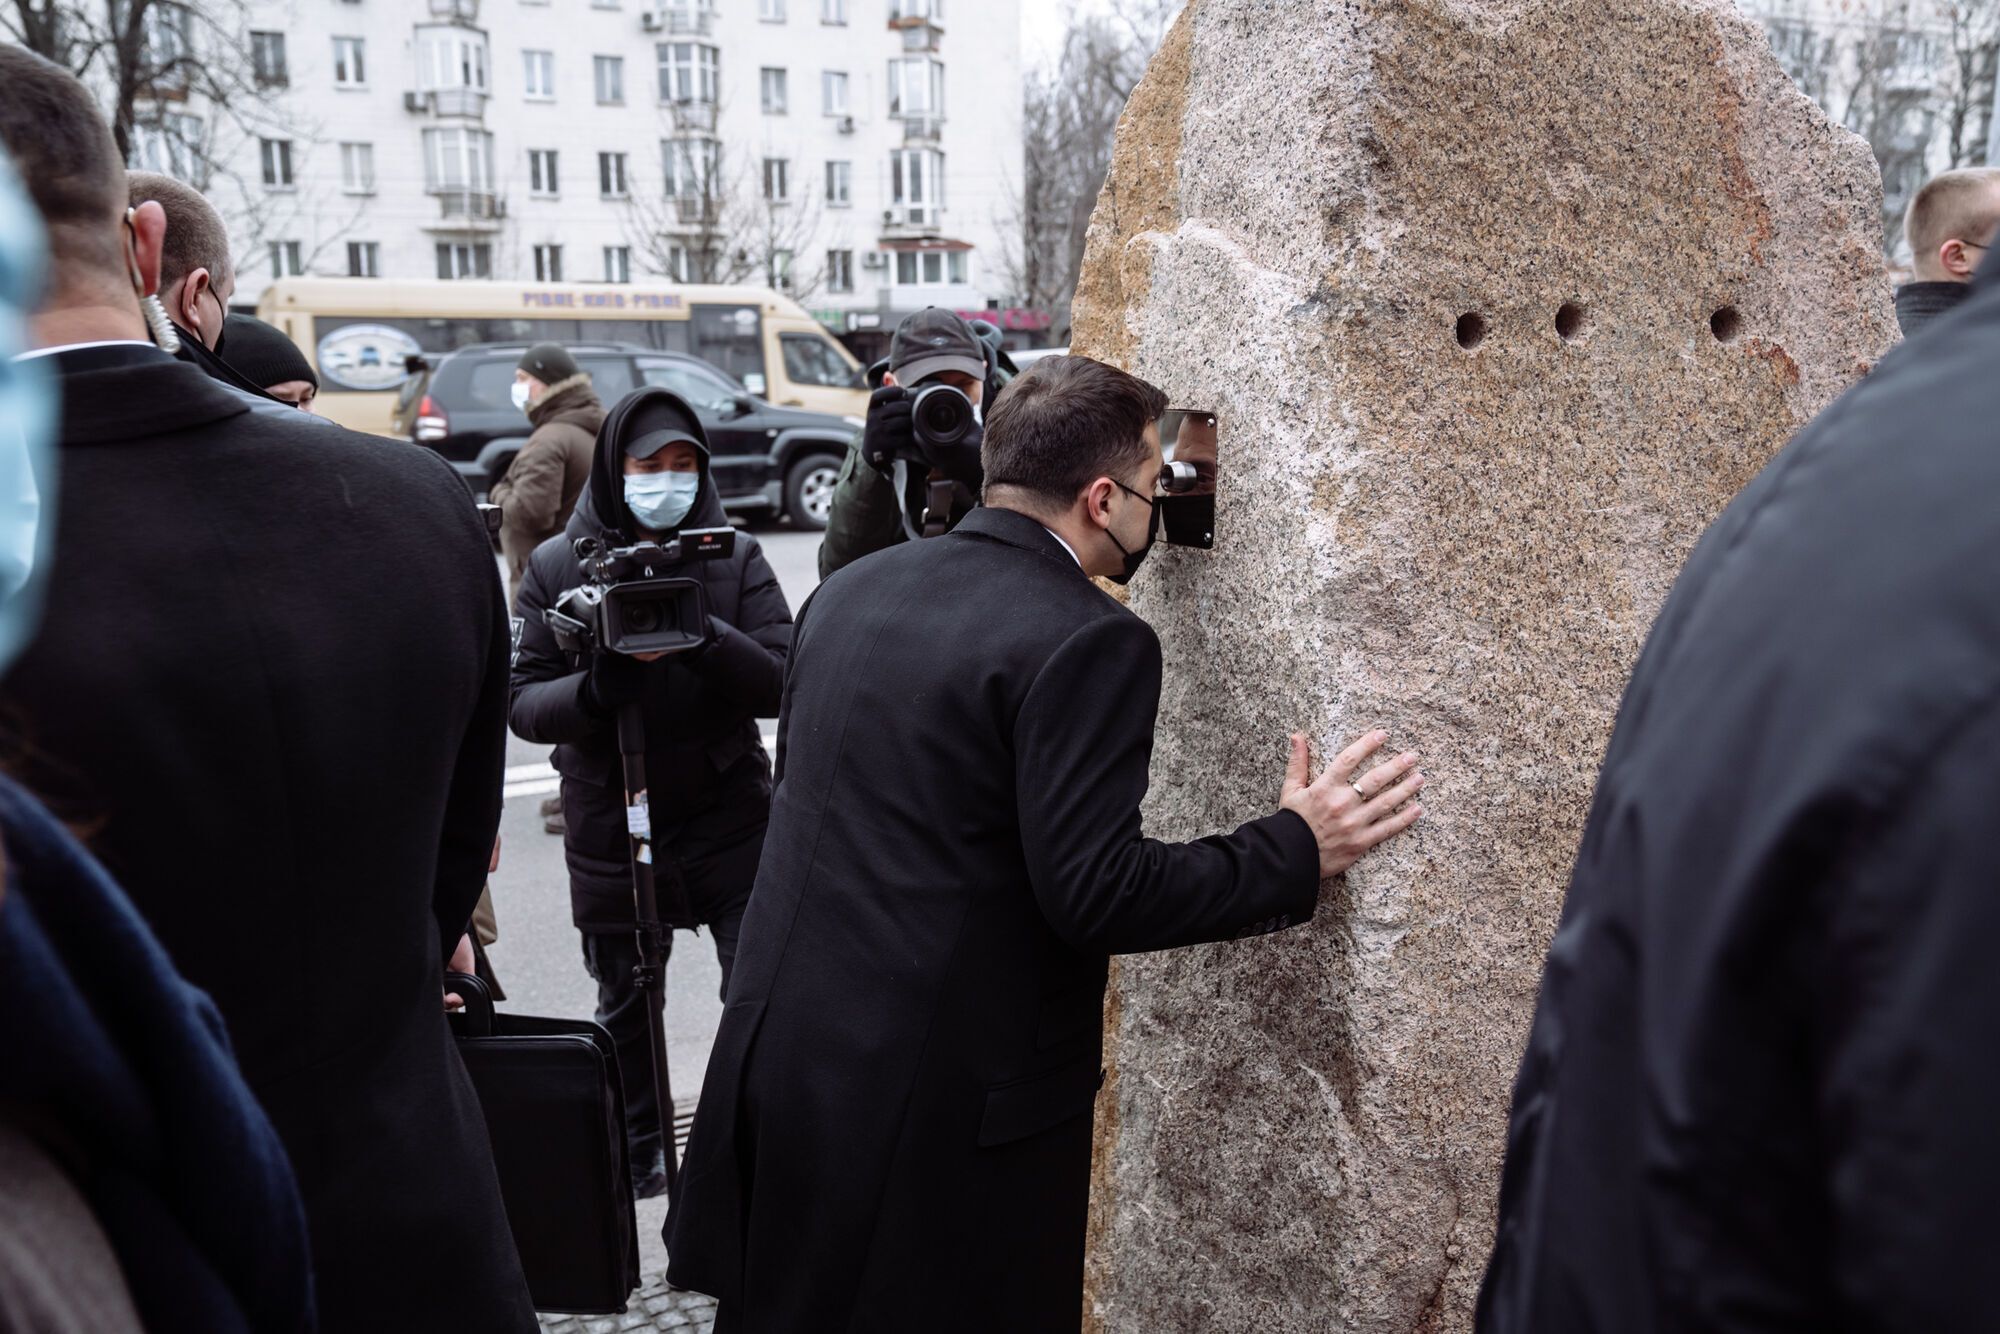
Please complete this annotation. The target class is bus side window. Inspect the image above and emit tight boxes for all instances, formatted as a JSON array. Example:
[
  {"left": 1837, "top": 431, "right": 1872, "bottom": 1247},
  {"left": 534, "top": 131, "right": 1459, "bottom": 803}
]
[
  {"left": 578, "top": 358, "right": 636, "bottom": 401},
  {"left": 781, "top": 333, "right": 859, "bottom": 388}
]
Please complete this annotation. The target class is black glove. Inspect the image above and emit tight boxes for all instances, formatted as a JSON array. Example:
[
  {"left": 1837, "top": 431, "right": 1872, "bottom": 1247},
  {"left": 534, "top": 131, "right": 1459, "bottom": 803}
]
[
  {"left": 861, "top": 385, "right": 914, "bottom": 476},
  {"left": 582, "top": 650, "right": 647, "bottom": 714}
]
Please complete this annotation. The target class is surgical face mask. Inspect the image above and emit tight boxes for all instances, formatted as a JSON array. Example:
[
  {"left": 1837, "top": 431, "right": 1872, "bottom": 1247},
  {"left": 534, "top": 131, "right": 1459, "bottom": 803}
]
[
  {"left": 625, "top": 470, "right": 700, "bottom": 531},
  {"left": 510, "top": 380, "right": 532, "bottom": 413},
  {"left": 1104, "top": 478, "right": 1160, "bottom": 587},
  {"left": 0, "top": 154, "right": 56, "bottom": 677}
]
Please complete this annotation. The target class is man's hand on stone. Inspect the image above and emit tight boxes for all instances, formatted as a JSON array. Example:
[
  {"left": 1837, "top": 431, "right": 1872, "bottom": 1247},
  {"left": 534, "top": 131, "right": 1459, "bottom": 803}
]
[{"left": 1280, "top": 730, "right": 1425, "bottom": 880}]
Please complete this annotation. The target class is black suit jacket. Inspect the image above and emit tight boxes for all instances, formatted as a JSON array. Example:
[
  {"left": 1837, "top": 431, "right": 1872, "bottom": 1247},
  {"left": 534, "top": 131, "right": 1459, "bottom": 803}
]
[
  {"left": 1476, "top": 273, "right": 2000, "bottom": 1328},
  {"left": 2, "top": 345, "right": 535, "bottom": 1331},
  {"left": 666, "top": 505, "right": 1319, "bottom": 1331}
]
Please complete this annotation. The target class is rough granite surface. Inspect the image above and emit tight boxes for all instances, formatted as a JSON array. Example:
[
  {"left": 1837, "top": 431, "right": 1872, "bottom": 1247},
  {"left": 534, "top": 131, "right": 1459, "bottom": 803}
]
[{"left": 1070, "top": 2, "right": 1897, "bottom": 1330}]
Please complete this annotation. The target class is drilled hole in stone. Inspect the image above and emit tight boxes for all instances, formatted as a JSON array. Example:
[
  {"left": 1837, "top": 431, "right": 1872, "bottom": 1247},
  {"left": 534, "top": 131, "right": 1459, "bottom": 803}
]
[
  {"left": 1710, "top": 306, "right": 1743, "bottom": 343},
  {"left": 1555, "top": 302, "right": 1588, "bottom": 341},
  {"left": 1455, "top": 312, "right": 1488, "bottom": 351}
]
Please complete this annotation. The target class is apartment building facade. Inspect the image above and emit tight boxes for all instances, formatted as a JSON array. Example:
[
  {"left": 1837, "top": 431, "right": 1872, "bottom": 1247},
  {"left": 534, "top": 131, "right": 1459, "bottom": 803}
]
[{"left": 126, "top": 0, "right": 1031, "bottom": 350}]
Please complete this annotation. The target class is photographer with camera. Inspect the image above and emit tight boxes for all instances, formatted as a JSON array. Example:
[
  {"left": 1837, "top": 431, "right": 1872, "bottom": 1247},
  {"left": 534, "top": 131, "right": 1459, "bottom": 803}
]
[
  {"left": 817, "top": 307, "right": 1003, "bottom": 577},
  {"left": 510, "top": 387, "right": 791, "bottom": 1200}
]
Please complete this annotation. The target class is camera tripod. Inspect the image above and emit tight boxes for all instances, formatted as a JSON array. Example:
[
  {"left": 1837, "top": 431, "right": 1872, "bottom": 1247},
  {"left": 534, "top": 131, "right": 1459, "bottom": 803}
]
[{"left": 616, "top": 700, "right": 690, "bottom": 1196}]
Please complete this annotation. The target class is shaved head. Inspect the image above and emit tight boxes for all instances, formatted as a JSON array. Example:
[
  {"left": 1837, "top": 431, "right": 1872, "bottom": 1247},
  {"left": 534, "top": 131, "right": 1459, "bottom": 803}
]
[
  {"left": 128, "top": 170, "right": 233, "bottom": 295},
  {"left": 0, "top": 46, "right": 128, "bottom": 300},
  {"left": 1905, "top": 168, "right": 2000, "bottom": 282}
]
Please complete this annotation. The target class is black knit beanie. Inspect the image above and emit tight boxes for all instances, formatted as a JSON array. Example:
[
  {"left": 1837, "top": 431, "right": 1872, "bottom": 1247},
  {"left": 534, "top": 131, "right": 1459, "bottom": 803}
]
[
  {"left": 517, "top": 342, "right": 580, "bottom": 385},
  {"left": 221, "top": 314, "right": 317, "bottom": 390}
]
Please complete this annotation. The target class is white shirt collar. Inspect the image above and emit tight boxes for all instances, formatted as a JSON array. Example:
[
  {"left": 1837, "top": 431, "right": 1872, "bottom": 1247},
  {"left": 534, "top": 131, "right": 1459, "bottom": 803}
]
[
  {"left": 14, "top": 340, "right": 158, "bottom": 362},
  {"left": 1041, "top": 526, "right": 1083, "bottom": 568}
]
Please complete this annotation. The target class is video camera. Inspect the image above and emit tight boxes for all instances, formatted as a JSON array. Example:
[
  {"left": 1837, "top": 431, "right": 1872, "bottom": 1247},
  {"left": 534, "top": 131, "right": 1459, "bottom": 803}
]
[{"left": 546, "top": 528, "right": 736, "bottom": 657}]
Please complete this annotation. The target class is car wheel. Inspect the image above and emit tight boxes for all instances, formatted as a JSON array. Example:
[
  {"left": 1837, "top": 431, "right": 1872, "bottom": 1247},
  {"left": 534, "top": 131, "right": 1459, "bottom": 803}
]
[{"left": 784, "top": 453, "right": 841, "bottom": 532}]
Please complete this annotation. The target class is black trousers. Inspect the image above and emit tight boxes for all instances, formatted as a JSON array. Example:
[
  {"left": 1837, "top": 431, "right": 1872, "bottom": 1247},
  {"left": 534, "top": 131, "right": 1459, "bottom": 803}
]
[{"left": 577, "top": 832, "right": 757, "bottom": 1178}]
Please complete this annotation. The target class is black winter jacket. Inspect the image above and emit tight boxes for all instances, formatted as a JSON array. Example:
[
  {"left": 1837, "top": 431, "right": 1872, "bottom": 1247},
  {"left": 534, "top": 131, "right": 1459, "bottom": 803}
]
[{"left": 510, "top": 388, "right": 792, "bottom": 930}]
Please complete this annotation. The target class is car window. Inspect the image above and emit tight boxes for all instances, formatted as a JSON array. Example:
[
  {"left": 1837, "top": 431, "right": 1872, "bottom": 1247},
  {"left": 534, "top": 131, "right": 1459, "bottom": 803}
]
[
  {"left": 638, "top": 359, "right": 742, "bottom": 414},
  {"left": 461, "top": 355, "right": 634, "bottom": 414},
  {"left": 780, "top": 333, "right": 857, "bottom": 388}
]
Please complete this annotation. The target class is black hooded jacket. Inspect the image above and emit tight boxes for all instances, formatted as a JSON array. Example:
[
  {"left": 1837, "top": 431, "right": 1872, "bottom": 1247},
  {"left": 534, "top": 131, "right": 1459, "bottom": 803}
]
[{"left": 510, "top": 388, "right": 793, "bottom": 929}]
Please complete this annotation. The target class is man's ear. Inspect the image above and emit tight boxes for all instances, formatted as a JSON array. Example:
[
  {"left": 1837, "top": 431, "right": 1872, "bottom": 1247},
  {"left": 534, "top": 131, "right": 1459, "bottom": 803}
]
[
  {"left": 1082, "top": 477, "right": 1116, "bottom": 530},
  {"left": 177, "top": 266, "right": 216, "bottom": 330},
  {"left": 129, "top": 200, "right": 168, "bottom": 298},
  {"left": 1941, "top": 239, "right": 1977, "bottom": 280}
]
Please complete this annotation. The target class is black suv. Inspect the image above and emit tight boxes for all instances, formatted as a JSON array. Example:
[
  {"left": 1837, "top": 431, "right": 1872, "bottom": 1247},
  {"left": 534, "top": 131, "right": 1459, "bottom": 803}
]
[{"left": 400, "top": 342, "right": 860, "bottom": 530}]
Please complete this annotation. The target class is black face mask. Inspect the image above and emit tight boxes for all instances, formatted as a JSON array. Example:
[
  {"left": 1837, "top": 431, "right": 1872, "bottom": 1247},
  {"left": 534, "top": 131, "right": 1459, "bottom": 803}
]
[{"left": 1104, "top": 479, "right": 1160, "bottom": 586}]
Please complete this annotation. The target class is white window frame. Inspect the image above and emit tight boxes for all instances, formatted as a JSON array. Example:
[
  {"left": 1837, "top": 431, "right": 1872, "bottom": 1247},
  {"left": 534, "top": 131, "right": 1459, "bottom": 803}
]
[
  {"left": 260, "top": 138, "right": 295, "bottom": 189},
  {"left": 594, "top": 54, "right": 624, "bottom": 104},
  {"left": 332, "top": 36, "right": 367, "bottom": 87},
  {"left": 821, "top": 0, "right": 847, "bottom": 22},
  {"left": 599, "top": 151, "right": 630, "bottom": 198},
  {"left": 662, "top": 137, "right": 720, "bottom": 199},
  {"left": 889, "top": 147, "right": 943, "bottom": 225},
  {"left": 658, "top": 42, "right": 719, "bottom": 104},
  {"left": 523, "top": 49, "right": 555, "bottom": 100},
  {"left": 346, "top": 240, "right": 380, "bottom": 278},
  {"left": 760, "top": 67, "right": 788, "bottom": 114},
  {"left": 268, "top": 240, "right": 303, "bottom": 279},
  {"left": 131, "top": 114, "right": 204, "bottom": 183},
  {"left": 826, "top": 248, "right": 853, "bottom": 292},
  {"left": 528, "top": 148, "right": 559, "bottom": 196},
  {"left": 423, "top": 127, "right": 497, "bottom": 191},
  {"left": 604, "top": 245, "right": 632, "bottom": 283},
  {"left": 822, "top": 69, "right": 849, "bottom": 115},
  {"left": 416, "top": 26, "right": 490, "bottom": 94},
  {"left": 759, "top": 0, "right": 785, "bottom": 18},
  {"left": 251, "top": 31, "right": 288, "bottom": 87},
  {"left": 339, "top": 141, "right": 375, "bottom": 194},
  {"left": 825, "top": 159, "right": 851, "bottom": 206},
  {"left": 887, "top": 56, "right": 943, "bottom": 118},
  {"left": 762, "top": 156, "right": 790, "bottom": 203},
  {"left": 436, "top": 241, "right": 492, "bottom": 280},
  {"left": 533, "top": 243, "right": 563, "bottom": 282}
]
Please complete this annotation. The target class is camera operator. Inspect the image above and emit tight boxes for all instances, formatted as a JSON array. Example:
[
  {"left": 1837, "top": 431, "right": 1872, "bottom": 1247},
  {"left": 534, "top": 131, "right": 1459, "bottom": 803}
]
[
  {"left": 817, "top": 307, "right": 1006, "bottom": 577},
  {"left": 510, "top": 387, "right": 792, "bottom": 1200}
]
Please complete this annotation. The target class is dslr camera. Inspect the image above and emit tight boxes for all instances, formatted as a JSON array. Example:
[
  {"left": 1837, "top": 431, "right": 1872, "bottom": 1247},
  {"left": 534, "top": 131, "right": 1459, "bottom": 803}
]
[{"left": 546, "top": 528, "right": 736, "bottom": 657}]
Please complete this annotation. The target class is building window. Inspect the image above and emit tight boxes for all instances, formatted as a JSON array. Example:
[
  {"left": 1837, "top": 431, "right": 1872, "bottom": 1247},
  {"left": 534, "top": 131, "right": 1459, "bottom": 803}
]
[
  {"left": 888, "top": 0, "right": 940, "bottom": 17},
  {"left": 822, "top": 70, "right": 848, "bottom": 115},
  {"left": 523, "top": 49, "right": 554, "bottom": 100},
  {"left": 949, "top": 250, "right": 967, "bottom": 284},
  {"left": 759, "top": 0, "right": 784, "bottom": 18},
  {"left": 143, "top": 4, "right": 191, "bottom": 89},
  {"left": 332, "top": 36, "right": 366, "bottom": 86},
  {"left": 663, "top": 137, "right": 719, "bottom": 199},
  {"left": 599, "top": 151, "right": 629, "bottom": 198},
  {"left": 821, "top": 0, "right": 846, "bottom": 22},
  {"left": 667, "top": 243, "right": 692, "bottom": 282},
  {"left": 658, "top": 42, "right": 719, "bottom": 104},
  {"left": 889, "top": 249, "right": 966, "bottom": 286},
  {"left": 251, "top": 32, "right": 289, "bottom": 87},
  {"left": 340, "top": 142, "right": 375, "bottom": 194},
  {"left": 347, "top": 241, "right": 380, "bottom": 278},
  {"left": 826, "top": 248, "right": 853, "bottom": 292},
  {"left": 594, "top": 55, "right": 624, "bottom": 104},
  {"left": 770, "top": 248, "right": 793, "bottom": 289},
  {"left": 437, "top": 242, "right": 493, "bottom": 280},
  {"left": 130, "top": 114, "right": 204, "bottom": 183},
  {"left": 760, "top": 67, "right": 788, "bottom": 114},
  {"left": 825, "top": 159, "right": 851, "bottom": 206},
  {"left": 269, "top": 240, "right": 303, "bottom": 279},
  {"left": 889, "top": 147, "right": 943, "bottom": 225},
  {"left": 260, "top": 138, "right": 295, "bottom": 189},
  {"left": 416, "top": 26, "right": 490, "bottom": 95},
  {"left": 762, "top": 157, "right": 790, "bottom": 203},
  {"left": 604, "top": 246, "right": 632, "bottom": 283},
  {"left": 887, "top": 57, "right": 944, "bottom": 119},
  {"left": 533, "top": 244, "right": 563, "bottom": 281},
  {"left": 423, "top": 127, "right": 496, "bottom": 192},
  {"left": 528, "top": 148, "right": 559, "bottom": 196}
]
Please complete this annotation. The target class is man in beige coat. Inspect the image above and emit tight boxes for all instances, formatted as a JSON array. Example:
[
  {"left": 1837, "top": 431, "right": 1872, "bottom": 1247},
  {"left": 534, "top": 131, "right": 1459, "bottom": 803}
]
[{"left": 490, "top": 342, "right": 604, "bottom": 606}]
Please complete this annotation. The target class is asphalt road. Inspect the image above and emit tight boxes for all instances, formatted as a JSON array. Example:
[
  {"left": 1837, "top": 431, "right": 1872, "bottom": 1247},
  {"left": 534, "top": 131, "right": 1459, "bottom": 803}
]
[{"left": 485, "top": 519, "right": 822, "bottom": 1274}]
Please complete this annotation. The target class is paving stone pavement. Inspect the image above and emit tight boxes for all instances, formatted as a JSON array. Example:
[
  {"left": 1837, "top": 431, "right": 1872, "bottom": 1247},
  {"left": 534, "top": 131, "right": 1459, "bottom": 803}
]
[{"left": 537, "top": 1277, "right": 717, "bottom": 1333}]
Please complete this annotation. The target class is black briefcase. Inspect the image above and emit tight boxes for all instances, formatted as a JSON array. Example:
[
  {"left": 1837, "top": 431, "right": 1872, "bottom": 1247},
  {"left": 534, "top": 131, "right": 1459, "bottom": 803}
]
[{"left": 447, "top": 972, "right": 641, "bottom": 1315}]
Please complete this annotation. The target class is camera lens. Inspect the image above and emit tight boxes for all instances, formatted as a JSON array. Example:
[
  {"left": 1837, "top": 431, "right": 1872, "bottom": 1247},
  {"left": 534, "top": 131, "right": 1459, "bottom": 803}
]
[
  {"left": 911, "top": 384, "right": 974, "bottom": 448},
  {"left": 624, "top": 601, "right": 663, "bottom": 635}
]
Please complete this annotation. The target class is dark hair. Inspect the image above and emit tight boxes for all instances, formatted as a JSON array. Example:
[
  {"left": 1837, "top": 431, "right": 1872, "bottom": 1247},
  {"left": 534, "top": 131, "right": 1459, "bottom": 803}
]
[
  {"left": 0, "top": 47, "right": 127, "bottom": 281},
  {"left": 129, "top": 171, "right": 233, "bottom": 293},
  {"left": 981, "top": 355, "right": 1167, "bottom": 508}
]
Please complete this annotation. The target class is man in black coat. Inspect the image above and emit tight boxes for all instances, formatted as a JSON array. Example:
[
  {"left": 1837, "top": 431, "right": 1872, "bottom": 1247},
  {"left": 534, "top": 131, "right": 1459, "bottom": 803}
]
[
  {"left": 666, "top": 354, "right": 1426, "bottom": 1331},
  {"left": 1475, "top": 261, "right": 2000, "bottom": 1327},
  {"left": 0, "top": 49, "right": 534, "bottom": 1332},
  {"left": 511, "top": 386, "right": 791, "bottom": 1197}
]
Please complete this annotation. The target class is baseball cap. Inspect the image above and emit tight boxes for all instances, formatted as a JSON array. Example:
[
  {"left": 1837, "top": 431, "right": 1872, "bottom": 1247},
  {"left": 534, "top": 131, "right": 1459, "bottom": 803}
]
[
  {"left": 889, "top": 307, "right": 986, "bottom": 385},
  {"left": 625, "top": 426, "right": 706, "bottom": 460}
]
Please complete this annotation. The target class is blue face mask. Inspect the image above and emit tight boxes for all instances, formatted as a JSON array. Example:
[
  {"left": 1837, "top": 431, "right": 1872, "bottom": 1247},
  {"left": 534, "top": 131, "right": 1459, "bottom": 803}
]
[
  {"left": 0, "top": 151, "right": 56, "bottom": 679},
  {"left": 624, "top": 471, "right": 700, "bottom": 531}
]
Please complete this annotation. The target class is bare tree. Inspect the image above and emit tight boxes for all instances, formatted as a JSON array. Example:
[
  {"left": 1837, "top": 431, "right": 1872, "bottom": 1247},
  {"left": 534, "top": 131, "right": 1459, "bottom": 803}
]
[
  {"left": 999, "top": 1, "right": 1182, "bottom": 342},
  {"left": 1937, "top": 0, "right": 2000, "bottom": 165},
  {"left": 622, "top": 138, "right": 827, "bottom": 298}
]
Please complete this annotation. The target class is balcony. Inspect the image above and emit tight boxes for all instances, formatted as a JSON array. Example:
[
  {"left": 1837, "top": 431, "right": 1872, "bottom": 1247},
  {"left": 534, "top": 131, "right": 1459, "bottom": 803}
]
[
  {"left": 673, "top": 196, "right": 719, "bottom": 227},
  {"left": 881, "top": 205, "right": 942, "bottom": 237},
  {"left": 643, "top": 7, "right": 712, "bottom": 35},
  {"left": 429, "top": 0, "right": 478, "bottom": 18},
  {"left": 407, "top": 87, "right": 489, "bottom": 118},
  {"left": 896, "top": 21, "right": 942, "bottom": 52},
  {"left": 668, "top": 99, "right": 718, "bottom": 133},
  {"left": 901, "top": 115, "right": 944, "bottom": 145},
  {"left": 427, "top": 189, "right": 506, "bottom": 229}
]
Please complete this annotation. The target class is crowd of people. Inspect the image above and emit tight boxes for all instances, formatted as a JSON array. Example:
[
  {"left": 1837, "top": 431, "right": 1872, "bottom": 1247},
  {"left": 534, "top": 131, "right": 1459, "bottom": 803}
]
[{"left": 5, "top": 34, "right": 2000, "bottom": 1334}]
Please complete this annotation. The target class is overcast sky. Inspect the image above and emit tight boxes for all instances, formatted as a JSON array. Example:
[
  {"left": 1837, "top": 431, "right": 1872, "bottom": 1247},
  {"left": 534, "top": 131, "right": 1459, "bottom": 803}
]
[{"left": 1020, "top": 0, "right": 1073, "bottom": 70}]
